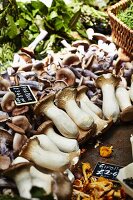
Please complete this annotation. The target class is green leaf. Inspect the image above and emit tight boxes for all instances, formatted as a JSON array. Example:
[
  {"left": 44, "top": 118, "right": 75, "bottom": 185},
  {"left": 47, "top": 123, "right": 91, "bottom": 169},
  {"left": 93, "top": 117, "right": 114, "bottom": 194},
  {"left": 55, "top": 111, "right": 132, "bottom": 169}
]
[
  {"left": 30, "top": 186, "right": 54, "bottom": 199},
  {"left": 55, "top": 18, "right": 64, "bottom": 30},
  {"left": 16, "top": 18, "right": 27, "bottom": 29},
  {"left": 29, "top": 24, "right": 38, "bottom": 33},
  {"left": 69, "top": 9, "right": 81, "bottom": 30},
  {"left": 6, "top": 14, "right": 18, "bottom": 39},
  {"left": 49, "top": 11, "right": 58, "bottom": 20}
]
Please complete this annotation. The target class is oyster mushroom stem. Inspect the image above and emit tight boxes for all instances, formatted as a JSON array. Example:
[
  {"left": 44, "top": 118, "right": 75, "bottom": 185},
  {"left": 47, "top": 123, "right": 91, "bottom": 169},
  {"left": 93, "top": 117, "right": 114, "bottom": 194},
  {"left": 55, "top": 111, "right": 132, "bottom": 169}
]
[
  {"left": 37, "top": 120, "right": 79, "bottom": 153},
  {"left": 20, "top": 137, "right": 77, "bottom": 172},
  {"left": 34, "top": 93, "right": 79, "bottom": 139},
  {"left": 55, "top": 87, "right": 94, "bottom": 130},
  {"left": 77, "top": 85, "right": 103, "bottom": 118},
  {"left": 116, "top": 79, "right": 133, "bottom": 122},
  {"left": 96, "top": 73, "right": 120, "bottom": 122},
  {"left": 1, "top": 91, "right": 16, "bottom": 112},
  {"left": 21, "top": 29, "right": 48, "bottom": 57},
  {"left": 3, "top": 161, "right": 33, "bottom": 199},
  {"left": 30, "top": 166, "right": 53, "bottom": 195}
]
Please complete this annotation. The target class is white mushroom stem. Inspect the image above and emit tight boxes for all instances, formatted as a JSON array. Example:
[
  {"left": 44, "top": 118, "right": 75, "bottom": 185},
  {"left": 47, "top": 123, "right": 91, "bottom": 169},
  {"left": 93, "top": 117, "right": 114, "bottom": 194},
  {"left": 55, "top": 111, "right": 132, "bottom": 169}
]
[
  {"left": 129, "top": 75, "right": 133, "bottom": 102},
  {"left": 56, "top": 87, "right": 94, "bottom": 130},
  {"left": 116, "top": 86, "right": 132, "bottom": 111},
  {"left": 14, "top": 168, "right": 32, "bottom": 199},
  {"left": 77, "top": 86, "right": 103, "bottom": 117},
  {"left": 31, "top": 135, "right": 61, "bottom": 153},
  {"left": 28, "top": 29, "right": 48, "bottom": 50},
  {"left": 96, "top": 74, "right": 120, "bottom": 122},
  {"left": 30, "top": 166, "right": 53, "bottom": 195},
  {"left": 130, "top": 135, "right": 133, "bottom": 159},
  {"left": 78, "top": 99, "right": 111, "bottom": 136},
  {"left": 20, "top": 138, "right": 77, "bottom": 172},
  {"left": 44, "top": 126, "right": 79, "bottom": 153}
]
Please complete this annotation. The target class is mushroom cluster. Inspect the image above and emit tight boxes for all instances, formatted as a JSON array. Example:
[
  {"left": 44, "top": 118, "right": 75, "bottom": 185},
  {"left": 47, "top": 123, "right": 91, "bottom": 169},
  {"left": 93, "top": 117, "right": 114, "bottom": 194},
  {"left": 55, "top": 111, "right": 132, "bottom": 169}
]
[{"left": 0, "top": 31, "right": 133, "bottom": 199}]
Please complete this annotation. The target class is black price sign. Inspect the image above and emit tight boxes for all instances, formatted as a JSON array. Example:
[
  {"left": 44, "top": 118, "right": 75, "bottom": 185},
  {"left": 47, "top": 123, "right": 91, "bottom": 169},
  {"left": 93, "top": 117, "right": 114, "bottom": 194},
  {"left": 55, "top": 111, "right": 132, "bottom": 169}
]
[
  {"left": 9, "top": 85, "right": 37, "bottom": 106},
  {"left": 92, "top": 162, "right": 122, "bottom": 181}
]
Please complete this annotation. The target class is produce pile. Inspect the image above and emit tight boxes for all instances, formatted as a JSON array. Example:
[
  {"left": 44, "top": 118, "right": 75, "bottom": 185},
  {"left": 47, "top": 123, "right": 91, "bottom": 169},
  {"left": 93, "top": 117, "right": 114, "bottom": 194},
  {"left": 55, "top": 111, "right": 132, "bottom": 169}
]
[{"left": 0, "top": 0, "right": 133, "bottom": 200}]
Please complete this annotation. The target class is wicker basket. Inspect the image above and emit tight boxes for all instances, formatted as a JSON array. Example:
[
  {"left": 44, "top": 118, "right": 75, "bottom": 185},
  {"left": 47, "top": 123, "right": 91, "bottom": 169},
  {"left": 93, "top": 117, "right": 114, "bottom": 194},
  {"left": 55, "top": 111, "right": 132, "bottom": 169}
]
[{"left": 108, "top": 0, "right": 133, "bottom": 54}]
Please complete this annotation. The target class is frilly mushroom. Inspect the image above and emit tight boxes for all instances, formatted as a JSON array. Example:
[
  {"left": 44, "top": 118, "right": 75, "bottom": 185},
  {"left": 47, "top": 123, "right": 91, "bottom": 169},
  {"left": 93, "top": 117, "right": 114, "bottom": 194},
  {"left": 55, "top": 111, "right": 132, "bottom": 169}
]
[
  {"left": 19, "top": 137, "right": 77, "bottom": 172},
  {"left": 34, "top": 93, "right": 79, "bottom": 138},
  {"left": 3, "top": 160, "right": 33, "bottom": 199},
  {"left": 56, "top": 68, "right": 76, "bottom": 86},
  {"left": 96, "top": 73, "right": 120, "bottom": 122},
  {"left": 37, "top": 120, "right": 79, "bottom": 153},
  {"left": 77, "top": 87, "right": 112, "bottom": 136},
  {"left": 1, "top": 91, "right": 16, "bottom": 112},
  {"left": 77, "top": 85, "right": 102, "bottom": 117},
  {"left": 116, "top": 78, "right": 133, "bottom": 122},
  {"left": 55, "top": 87, "right": 94, "bottom": 130}
]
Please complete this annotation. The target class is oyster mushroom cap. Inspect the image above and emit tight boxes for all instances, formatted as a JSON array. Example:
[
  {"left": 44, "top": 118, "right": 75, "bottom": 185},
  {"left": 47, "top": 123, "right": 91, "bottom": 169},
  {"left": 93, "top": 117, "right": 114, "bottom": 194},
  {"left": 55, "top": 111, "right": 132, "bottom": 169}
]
[
  {"left": 6, "top": 122, "right": 25, "bottom": 135},
  {"left": 62, "top": 53, "right": 80, "bottom": 67},
  {"left": 12, "top": 106, "right": 29, "bottom": 116},
  {"left": 21, "top": 47, "right": 34, "bottom": 58},
  {"left": 1, "top": 91, "right": 16, "bottom": 112},
  {"left": 56, "top": 68, "right": 76, "bottom": 86},
  {"left": 96, "top": 73, "right": 121, "bottom": 88},
  {"left": 0, "top": 128, "right": 13, "bottom": 144},
  {"left": 72, "top": 40, "right": 90, "bottom": 51},
  {"left": 11, "top": 116, "right": 32, "bottom": 132}
]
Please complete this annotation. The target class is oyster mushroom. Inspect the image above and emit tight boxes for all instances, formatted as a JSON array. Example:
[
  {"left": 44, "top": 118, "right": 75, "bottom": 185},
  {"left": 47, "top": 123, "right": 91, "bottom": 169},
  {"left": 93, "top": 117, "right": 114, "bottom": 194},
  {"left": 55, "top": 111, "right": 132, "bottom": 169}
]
[
  {"left": 37, "top": 120, "right": 79, "bottom": 153},
  {"left": 11, "top": 116, "right": 32, "bottom": 132},
  {"left": 77, "top": 87, "right": 112, "bottom": 136},
  {"left": 30, "top": 166, "right": 53, "bottom": 195},
  {"left": 116, "top": 78, "right": 133, "bottom": 122},
  {"left": 12, "top": 106, "right": 29, "bottom": 116},
  {"left": 34, "top": 93, "right": 79, "bottom": 138},
  {"left": 3, "top": 159, "right": 33, "bottom": 199},
  {"left": 56, "top": 68, "right": 76, "bottom": 86},
  {"left": 77, "top": 85, "right": 102, "bottom": 117},
  {"left": 55, "top": 87, "right": 94, "bottom": 130},
  {"left": 96, "top": 73, "right": 120, "bottom": 122},
  {"left": 1, "top": 91, "right": 16, "bottom": 112},
  {"left": 20, "top": 137, "right": 77, "bottom": 172}
]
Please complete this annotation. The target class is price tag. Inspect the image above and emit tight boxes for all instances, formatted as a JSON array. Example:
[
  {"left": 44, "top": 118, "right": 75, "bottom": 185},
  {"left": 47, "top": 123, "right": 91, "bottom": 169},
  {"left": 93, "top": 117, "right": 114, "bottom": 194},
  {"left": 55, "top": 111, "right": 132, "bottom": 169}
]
[
  {"left": 9, "top": 85, "right": 37, "bottom": 106},
  {"left": 92, "top": 162, "right": 122, "bottom": 181}
]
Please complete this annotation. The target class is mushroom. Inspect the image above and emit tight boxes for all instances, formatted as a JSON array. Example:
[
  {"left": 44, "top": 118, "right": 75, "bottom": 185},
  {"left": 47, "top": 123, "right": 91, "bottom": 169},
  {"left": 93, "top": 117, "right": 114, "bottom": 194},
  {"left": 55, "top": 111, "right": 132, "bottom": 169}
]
[
  {"left": 77, "top": 125, "right": 96, "bottom": 144},
  {"left": 21, "top": 29, "right": 48, "bottom": 57},
  {"left": 12, "top": 106, "right": 29, "bottom": 116},
  {"left": 52, "top": 80, "right": 68, "bottom": 91},
  {"left": 96, "top": 73, "right": 120, "bottom": 122},
  {"left": 11, "top": 116, "right": 32, "bottom": 132},
  {"left": 51, "top": 172, "right": 73, "bottom": 200},
  {"left": 0, "top": 77, "right": 11, "bottom": 91},
  {"left": 56, "top": 68, "right": 76, "bottom": 86},
  {"left": 20, "top": 137, "right": 78, "bottom": 172},
  {"left": 0, "top": 155, "right": 11, "bottom": 170},
  {"left": 55, "top": 87, "right": 94, "bottom": 130},
  {"left": 0, "top": 128, "right": 13, "bottom": 148},
  {"left": 129, "top": 74, "right": 133, "bottom": 102},
  {"left": 116, "top": 78, "right": 133, "bottom": 122},
  {"left": 130, "top": 135, "right": 133, "bottom": 159},
  {"left": 37, "top": 120, "right": 79, "bottom": 153},
  {"left": 77, "top": 92, "right": 112, "bottom": 136},
  {"left": 34, "top": 93, "right": 79, "bottom": 139},
  {"left": 62, "top": 53, "right": 81, "bottom": 67},
  {"left": 0, "top": 111, "right": 9, "bottom": 122},
  {"left": 3, "top": 159, "right": 33, "bottom": 199},
  {"left": 114, "top": 48, "right": 131, "bottom": 75},
  {"left": 13, "top": 133, "right": 28, "bottom": 153},
  {"left": 1, "top": 91, "right": 16, "bottom": 112},
  {"left": 72, "top": 40, "right": 90, "bottom": 51},
  {"left": 30, "top": 166, "right": 53, "bottom": 195},
  {"left": 77, "top": 85, "right": 102, "bottom": 117}
]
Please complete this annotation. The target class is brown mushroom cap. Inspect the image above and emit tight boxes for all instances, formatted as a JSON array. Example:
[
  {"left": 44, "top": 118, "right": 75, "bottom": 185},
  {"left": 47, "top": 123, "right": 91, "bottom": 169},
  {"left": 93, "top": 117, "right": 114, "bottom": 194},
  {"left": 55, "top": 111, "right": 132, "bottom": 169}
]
[
  {"left": 77, "top": 85, "right": 88, "bottom": 96},
  {"left": 6, "top": 122, "right": 25, "bottom": 135},
  {"left": 3, "top": 162, "right": 33, "bottom": 177},
  {"left": 21, "top": 47, "right": 34, "bottom": 58},
  {"left": 11, "top": 116, "right": 32, "bottom": 132},
  {"left": 18, "top": 52, "right": 32, "bottom": 63},
  {"left": 0, "top": 155, "right": 11, "bottom": 170},
  {"left": 0, "top": 128, "right": 13, "bottom": 144},
  {"left": 12, "top": 106, "right": 29, "bottom": 116},
  {"left": 34, "top": 93, "right": 55, "bottom": 116},
  {"left": 120, "top": 106, "right": 133, "bottom": 122},
  {"left": 62, "top": 54, "right": 80, "bottom": 67},
  {"left": 55, "top": 87, "right": 77, "bottom": 109},
  {"left": 52, "top": 80, "right": 68, "bottom": 91},
  {"left": 72, "top": 40, "right": 90, "bottom": 51},
  {"left": 1, "top": 91, "right": 16, "bottom": 112},
  {"left": 95, "top": 73, "right": 121, "bottom": 88},
  {"left": 56, "top": 68, "right": 76, "bottom": 86},
  {"left": 0, "top": 111, "right": 9, "bottom": 122},
  {"left": 37, "top": 120, "right": 53, "bottom": 134}
]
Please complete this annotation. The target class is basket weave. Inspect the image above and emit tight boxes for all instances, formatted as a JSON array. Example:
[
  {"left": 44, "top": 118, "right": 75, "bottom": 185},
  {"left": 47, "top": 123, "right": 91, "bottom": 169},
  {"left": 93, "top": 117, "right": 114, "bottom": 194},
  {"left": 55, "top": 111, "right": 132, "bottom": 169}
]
[{"left": 108, "top": 0, "right": 133, "bottom": 54}]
